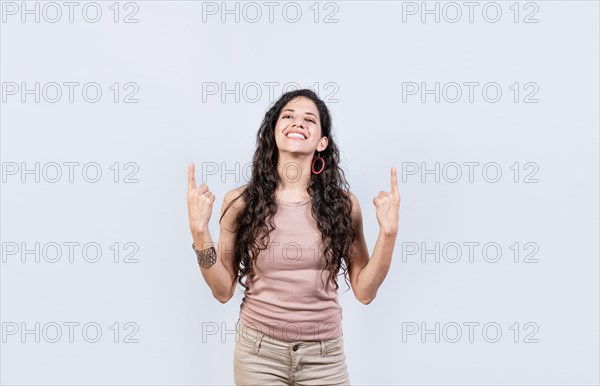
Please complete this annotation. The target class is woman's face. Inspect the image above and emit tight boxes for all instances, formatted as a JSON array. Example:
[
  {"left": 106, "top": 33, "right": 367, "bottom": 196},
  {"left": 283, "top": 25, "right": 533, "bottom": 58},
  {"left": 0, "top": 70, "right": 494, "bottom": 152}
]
[{"left": 274, "top": 96, "right": 327, "bottom": 154}]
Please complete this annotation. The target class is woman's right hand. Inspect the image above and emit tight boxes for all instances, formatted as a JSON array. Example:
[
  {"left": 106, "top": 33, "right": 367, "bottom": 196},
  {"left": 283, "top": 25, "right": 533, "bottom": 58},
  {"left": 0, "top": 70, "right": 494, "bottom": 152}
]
[{"left": 187, "top": 163, "right": 216, "bottom": 234}]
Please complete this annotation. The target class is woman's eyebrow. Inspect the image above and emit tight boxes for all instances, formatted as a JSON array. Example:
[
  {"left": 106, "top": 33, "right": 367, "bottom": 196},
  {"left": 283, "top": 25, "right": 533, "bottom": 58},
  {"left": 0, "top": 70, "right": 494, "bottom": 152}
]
[{"left": 281, "top": 109, "right": 319, "bottom": 120}]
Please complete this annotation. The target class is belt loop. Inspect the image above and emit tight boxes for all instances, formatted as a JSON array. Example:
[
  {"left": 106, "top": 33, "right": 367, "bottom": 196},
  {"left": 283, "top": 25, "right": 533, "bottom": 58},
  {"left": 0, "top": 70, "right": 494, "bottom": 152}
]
[{"left": 320, "top": 340, "right": 326, "bottom": 357}]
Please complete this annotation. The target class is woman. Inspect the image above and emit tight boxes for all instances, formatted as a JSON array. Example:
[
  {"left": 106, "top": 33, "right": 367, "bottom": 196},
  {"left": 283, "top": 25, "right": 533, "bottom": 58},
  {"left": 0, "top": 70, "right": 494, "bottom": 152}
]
[{"left": 187, "top": 89, "right": 400, "bottom": 385}]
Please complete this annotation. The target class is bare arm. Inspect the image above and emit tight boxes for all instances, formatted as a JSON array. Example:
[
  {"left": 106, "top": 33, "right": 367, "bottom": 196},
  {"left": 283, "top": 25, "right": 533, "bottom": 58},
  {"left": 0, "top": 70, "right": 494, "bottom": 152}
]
[
  {"left": 347, "top": 168, "right": 401, "bottom": 304},
  {"left": 188, "top": 163, "right": 243, "bottom": 303}
]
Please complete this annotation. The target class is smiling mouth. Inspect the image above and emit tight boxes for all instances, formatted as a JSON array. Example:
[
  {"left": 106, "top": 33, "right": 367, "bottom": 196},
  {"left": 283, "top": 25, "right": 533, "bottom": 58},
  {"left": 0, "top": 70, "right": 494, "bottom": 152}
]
[{"left": 286, "top": 133, "right": 307, "bottom": 140}]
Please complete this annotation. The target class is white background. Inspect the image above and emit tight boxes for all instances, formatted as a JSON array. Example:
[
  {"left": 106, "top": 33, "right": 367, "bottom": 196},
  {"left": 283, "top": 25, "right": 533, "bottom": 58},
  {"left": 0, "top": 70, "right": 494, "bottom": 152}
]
[{"left": 1, "top": 1, "right": 599, "bottom": 385}]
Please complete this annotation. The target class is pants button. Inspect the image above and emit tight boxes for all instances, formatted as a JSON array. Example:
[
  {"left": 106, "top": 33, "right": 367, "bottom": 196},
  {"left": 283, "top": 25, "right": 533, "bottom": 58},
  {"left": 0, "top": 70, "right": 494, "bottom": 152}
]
[{"left": 292, "top": 344, "right": 299, "bottom": 351}]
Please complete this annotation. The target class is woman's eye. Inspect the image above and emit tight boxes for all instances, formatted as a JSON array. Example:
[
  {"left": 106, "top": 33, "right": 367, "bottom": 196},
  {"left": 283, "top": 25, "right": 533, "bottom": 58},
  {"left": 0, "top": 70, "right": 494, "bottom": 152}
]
[{"left": 281, "top": 114, "right": 315, "bottom": 123}]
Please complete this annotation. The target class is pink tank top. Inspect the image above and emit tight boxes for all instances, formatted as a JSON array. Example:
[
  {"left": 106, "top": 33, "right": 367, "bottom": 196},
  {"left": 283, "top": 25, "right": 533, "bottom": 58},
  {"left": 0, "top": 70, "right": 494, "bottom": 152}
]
[{"left": 238, "top": 196, "right": 343, "bottom": 342}]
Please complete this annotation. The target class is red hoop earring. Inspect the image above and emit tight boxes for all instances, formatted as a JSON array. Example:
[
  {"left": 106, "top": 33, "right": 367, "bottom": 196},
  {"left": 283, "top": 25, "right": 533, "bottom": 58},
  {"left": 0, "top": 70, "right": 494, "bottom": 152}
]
[{"left": 311, "top": 151, "right": 325, "bottom": 175}]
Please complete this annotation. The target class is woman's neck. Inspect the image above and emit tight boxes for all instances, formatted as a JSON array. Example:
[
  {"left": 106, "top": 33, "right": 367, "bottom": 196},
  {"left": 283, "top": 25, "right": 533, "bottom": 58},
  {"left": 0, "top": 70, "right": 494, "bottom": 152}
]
[{"left": 276, "top": 152, "right": 312, "bottom": 197}]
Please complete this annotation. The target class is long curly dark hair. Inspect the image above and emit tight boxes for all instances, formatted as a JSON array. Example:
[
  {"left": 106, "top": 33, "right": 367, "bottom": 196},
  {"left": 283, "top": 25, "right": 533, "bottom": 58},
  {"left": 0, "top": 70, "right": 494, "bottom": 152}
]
[{"left": 219, "top": 88, "right": 356, "bottom": 294}]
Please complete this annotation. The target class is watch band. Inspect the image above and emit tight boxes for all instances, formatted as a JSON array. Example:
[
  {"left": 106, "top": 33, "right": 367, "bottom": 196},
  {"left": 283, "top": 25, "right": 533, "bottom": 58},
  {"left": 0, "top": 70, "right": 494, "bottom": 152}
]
[{"left": 192, "top": 243, "right": 217, "bottom": 268}]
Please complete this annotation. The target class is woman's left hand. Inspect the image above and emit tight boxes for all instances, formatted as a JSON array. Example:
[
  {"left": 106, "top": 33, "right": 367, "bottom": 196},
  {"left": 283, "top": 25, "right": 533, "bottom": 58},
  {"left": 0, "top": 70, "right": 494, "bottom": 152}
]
[{"left": 373, "top": 167, "right": 401, "bottom": 235}]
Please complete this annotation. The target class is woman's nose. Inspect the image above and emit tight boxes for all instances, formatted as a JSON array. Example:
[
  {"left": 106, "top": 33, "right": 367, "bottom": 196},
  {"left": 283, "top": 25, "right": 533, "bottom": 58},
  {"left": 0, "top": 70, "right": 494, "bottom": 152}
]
[{"left": 293, "top": 118, "right": 306, "bottom": 128}]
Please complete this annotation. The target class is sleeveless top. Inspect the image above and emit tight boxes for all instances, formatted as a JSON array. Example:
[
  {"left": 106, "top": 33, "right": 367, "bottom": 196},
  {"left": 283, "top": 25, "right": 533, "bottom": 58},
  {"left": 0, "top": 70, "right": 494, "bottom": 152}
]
[{"left": 238, "top": 197, "right": 343, "bottom": 342}]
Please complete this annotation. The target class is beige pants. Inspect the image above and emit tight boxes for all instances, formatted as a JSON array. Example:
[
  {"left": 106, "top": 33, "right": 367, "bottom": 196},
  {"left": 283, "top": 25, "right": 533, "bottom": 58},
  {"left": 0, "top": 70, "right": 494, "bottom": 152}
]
[{"left": 233, "top": 318, "right": 351, "bottom": 386}]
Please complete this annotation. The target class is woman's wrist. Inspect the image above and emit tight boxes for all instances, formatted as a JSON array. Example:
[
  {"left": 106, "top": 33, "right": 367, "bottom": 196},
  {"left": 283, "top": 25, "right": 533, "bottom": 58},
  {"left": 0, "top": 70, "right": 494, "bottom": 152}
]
[
  {"left": 379, "top": 227, "right": 398, "bottom": 237},
  {"left": 191, "top": 224, "right": 210, "bottom": 237}
]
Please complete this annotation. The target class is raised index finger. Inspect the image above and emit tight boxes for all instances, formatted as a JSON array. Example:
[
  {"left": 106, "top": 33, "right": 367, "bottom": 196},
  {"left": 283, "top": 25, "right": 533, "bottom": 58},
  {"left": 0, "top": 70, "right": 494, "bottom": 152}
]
[
  {"left": 188, "top": 163, "right": 196, "bottom": 191},
  {"left": 390, "top": 166, "right": 398, "bottom": 194}
]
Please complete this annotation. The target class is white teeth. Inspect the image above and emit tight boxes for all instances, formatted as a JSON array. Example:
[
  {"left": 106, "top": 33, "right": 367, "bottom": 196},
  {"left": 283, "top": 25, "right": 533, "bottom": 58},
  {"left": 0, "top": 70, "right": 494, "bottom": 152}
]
[{"left": 287, "top": 133, "right": 305, "bottom": 139}]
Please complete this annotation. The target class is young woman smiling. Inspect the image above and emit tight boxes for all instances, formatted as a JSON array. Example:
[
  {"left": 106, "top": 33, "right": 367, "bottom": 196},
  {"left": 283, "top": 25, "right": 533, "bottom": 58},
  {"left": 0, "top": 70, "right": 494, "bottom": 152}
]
[{"left": 187, "top": 88, "right": 401, "bottom": 385}]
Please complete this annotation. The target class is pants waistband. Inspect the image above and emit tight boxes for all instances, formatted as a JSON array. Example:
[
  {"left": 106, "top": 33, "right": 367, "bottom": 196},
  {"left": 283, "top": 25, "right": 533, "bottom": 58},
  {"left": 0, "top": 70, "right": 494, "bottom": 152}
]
[{"left": 236, "top": 318, "right": 343, "bottom": 357}]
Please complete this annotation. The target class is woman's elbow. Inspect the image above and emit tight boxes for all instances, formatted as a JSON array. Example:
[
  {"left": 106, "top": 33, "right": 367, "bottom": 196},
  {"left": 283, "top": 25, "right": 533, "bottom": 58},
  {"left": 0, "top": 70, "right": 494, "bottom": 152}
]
[
  {"left": 356, "top": 293, "right": 375, "bottom": 305},
  {"left": 213, "top": 286, "right": 235, "bottom": 304}
]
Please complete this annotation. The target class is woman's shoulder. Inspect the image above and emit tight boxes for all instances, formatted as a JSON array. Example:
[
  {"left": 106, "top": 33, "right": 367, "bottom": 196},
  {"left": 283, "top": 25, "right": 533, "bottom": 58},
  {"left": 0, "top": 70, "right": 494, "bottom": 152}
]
[
  {"left": 342, "top": 189, "right": 362, "bottom": 223},
  {"left": 223, "top": 184, "right": 248, "bottom": 210},
  {"left": 342, "top": 189, "right": 359, "bottom": 207},
  {"left": 219, "top": 185, "right": 248, "bottom": 226}
]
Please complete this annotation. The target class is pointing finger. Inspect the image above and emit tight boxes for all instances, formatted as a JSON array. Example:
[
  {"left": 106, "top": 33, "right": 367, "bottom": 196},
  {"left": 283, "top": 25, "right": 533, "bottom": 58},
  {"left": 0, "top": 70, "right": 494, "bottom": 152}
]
[
  {"left": 188, "top": 163, "right": 196, "bottom": 192},
  {"left": 390, "top": 166, "right": 399, "bottom": 194}
]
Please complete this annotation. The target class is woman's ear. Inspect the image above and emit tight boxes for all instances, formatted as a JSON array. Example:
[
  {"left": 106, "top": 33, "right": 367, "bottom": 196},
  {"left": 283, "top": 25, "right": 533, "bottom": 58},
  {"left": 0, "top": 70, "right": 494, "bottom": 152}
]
[{"left": 318, "top": 136, "right": 329, "bottom": 152}]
